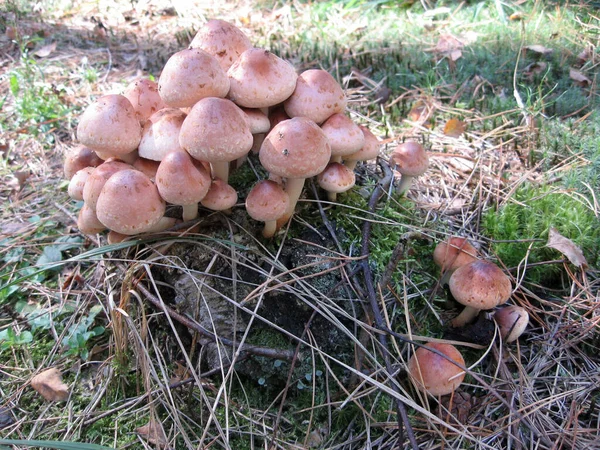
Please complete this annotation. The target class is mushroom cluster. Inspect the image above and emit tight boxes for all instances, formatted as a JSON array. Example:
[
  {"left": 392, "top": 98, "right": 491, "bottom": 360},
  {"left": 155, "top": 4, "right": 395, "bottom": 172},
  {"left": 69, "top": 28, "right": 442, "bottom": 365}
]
[{"left": 63, "top": 19, "right": 383, "bottom": 240}]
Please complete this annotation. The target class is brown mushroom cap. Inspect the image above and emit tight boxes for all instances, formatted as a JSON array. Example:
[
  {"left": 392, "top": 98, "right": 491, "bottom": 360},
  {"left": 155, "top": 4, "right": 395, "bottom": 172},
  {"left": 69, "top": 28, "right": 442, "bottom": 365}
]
[
  {"left": 179, "top": 97, "right": 253, "bottom": 163},
  {"left": 259, "top": 117, "right": 331, "bottom": 179},
  {"left": 345, "top": 125, "right": 380, "bottom": 163},
  {"left": 200, "top": 179, "right": 238, "bottom": 211},
  {"left": 68, "top": 167, "right": 94, "bottom": 201},
  {"left": 63, "top": 145, "right": 103, "bottom": 180},
  {"left": 321, "top": 113, "right": 365, "bottom": 157},
  {"left": 317, "top": 162, "right": 356, "bottom": 194},
  {"left": 433, "top": 236, "right": 479, "bottom": 273},
  {"left": 77, "top": 204, "right": 106, "bottom": 235},
  {"left": 123, "top": 77, "right": 167, "bottom": 124},
  {"left": 189, "top": 19, "right": 252, "bottom": 72},
  {"left": 227, "top": 48, "right": 298, "bottom": 109},
  {"left": 77, "top": 94, "right": 142, "bottom": 155},
  {"left": 158, "top": 48, "right": 230, "bottom": 108},
  {"left": 132, "top": 157, "right": 161, "bottom": 180},
  {"left": 283, "top": 69, "right": 347, "bottom": 125},
  {"left": 390, "top": 141, "right": 429, "bottom": 177},
  {"left": 82, "top": 159, "right": 133, "bottom": 211},
  {"left": 407, "top": 343, "right": 466, "bottom": 397},
  {"left": 138, "top": 108, "right": 186, "bottom": 161},
  {"left": 245, "top": 180, "right": 290, "bottom": 222},
  {"left": 449, "top": 261, "right": 512, "bottom": 310},
  {"left": 95, "top": 169, "right": 166, "bottom": 235},
  {"left": 241, "top": 108, "right": 271, "bottom": 134},
  {"left": 494, "top": 305, "right": 529, "bottom": 343},
  {"left": 155, "top": 150, "right": 211, "bottom": 206}
]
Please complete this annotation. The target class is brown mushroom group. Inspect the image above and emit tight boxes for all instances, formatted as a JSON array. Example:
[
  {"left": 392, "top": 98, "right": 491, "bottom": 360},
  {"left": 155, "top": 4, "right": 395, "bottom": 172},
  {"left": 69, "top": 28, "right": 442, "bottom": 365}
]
[{"left": 64, "top": 19, "right": 384, "bottom": 240}]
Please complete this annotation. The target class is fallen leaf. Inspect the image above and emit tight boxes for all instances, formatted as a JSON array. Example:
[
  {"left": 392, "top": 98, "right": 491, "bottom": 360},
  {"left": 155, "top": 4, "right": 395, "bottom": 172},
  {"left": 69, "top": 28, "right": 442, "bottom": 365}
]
[
  {"left": 33, "top": 42, "right": 57, "bottom": 58},
  {"left": 443, "top": 118, "right": 467, "bottom": 137},
  {"left": 448, "top": 49, "right": 462, "bottom": 62},
  {"left": 522, "top": 45, "right": 553, "bottom": 56},
  {"left": 136, "top": 419, "right": 169, "bottom": 448},
  {"left": 546, "top": 227, "right": 588, "bottom": 268},
  {"left": 31, "top": 368, "right": 69, "bottom": 401},
  {"left": 407, "top": 101, "right": 434, "bottom": 124},
  {"left": 8, "top": 171, "right": 31, "bottom": 192},
  {"left": 522, "top": 61, "right": 548, "bottom": 81},
  {"left": 569, "top": 68, "right": 591, "bottom": 87},
  {"left": 577, "top": 47, "right": 592, "bottom": 65}
]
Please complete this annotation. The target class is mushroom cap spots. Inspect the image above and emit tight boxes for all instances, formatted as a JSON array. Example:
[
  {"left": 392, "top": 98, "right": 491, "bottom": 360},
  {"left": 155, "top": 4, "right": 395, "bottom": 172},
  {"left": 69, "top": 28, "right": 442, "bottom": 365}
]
[
  {"left": 449, "top": 261, "right": 512, "bottom": 310},
  {"left": 245, "top": 180, "right": 290, "bottom": 222},
  {"left": 227, "top": 48, "right": 298, "bottom": 109},
  {"left": 390, "top": 141, "right": 429, "bottom": 177},
  {"left": 284, "top": 69, "right": 347, "bottom": 125},
  {"left": 179, "top": 97, "right": 253, "bottom": 163},
  {"left": 259, "top": 117, "right": 331, "bottom": 179},
  {"left": 158, "top": 48, "right": 230, "bottom": 108},
  {"left": 96, "top": 169, "right": 166, "bottom": 235},
  {"left": 408, "top": 343, "right": 466, "bottom": 397},
  {"left": 77, "top": 95, "right": 142, "bottom": 155}
]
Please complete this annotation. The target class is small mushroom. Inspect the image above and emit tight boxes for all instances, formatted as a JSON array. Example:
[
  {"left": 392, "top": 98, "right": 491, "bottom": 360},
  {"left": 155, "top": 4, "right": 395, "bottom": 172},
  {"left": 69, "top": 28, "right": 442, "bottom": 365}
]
[
  {"left": 320, "top": 113, "right": 365, "bottom": 163},
  {"left": 68, "top": 167, "right": 94, "bottom": 201},
  {"left": 158, "top": 48, "right": 229, "bottom": 108},
  {"left": 390, "top": 141, "right": 429, "bottom": 195},
  {"left": 433, "top": 236, "right": 479, "bottom": 285},
  {"left": 77, "top": 94, "right": 142, "bottom": 156},
  {"left": 246, "top": 180, "right": 290, "bottom": 238},
  {"left": 155, "top": 150, "right": 211, "bottom": 221},
  {"left": 95, "top": 169, "right": 166, "bottom": 235},
  {"left": 63, "top": 145, "right": 102, "bottom": 180},
  {"left": 138, "top": 108, "right": 186, "bottom": 161},
  {"left": 82, "top": 159, "right": 133, "bottom": 211},
  {"left": 284, "top": 69, "right": 347, "bottom": 125},
  {"left": 123, "top": 77, "right": 167, "bottom": 125},
  {"left": 407, "top": 343, "right": 466, "bottom": 397},
  {"left": 344, "top": 125, "right": 380, "bottom": 170},
  {"left": 317, "top": 162, "right": 356, "bottom": 202},
  {"left": 227, "top": 48, "right": 298, "bottom": 109},
  {"left": 259, "top": 117, "right": 331, "bottom": 225},
  {"left": 448, "top": 261, "right": 512, "bottom": 327},
  {"left": 201, "top": 179, "right": 238, "bottom": 211},
  {"left": 493, "top": 305, "right": 529, "bottom": 343}
]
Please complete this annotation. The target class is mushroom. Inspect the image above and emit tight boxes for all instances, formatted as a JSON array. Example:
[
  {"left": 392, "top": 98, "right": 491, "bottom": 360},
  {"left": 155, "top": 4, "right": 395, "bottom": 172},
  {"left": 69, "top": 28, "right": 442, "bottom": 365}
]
[
  {"left": 63, "top": 145, "right": 102, "bottom": 180},
  {"left": 317, "top": 162, "right": 356, "bottom": 202},
  {"left": 76, "top": 94, "right": 142, "bottom": 157},
  {"left": 189, "top": 19, "right": 252, "bottom": 72},
  {"left": 200, "top": 179, "right": 238, "bottom": 211},
  {"left": 433, "top": 236, "right": 479, "bottom": 285},
  {"left": 155, "top": 150, "right": 211, "bottom": 221},
  {"left": 259, "top": 117, "right": 331, "bottom": 225},
  {"left": 344, "top": 125, "right": 380, "bottom": 170},
  {"left": 493, "top": 305, "right": 529, "bottom": 343},
  {"left": 407, "top": 343, "right": 466, "bottom": 397},
  {"left": 245, "top": 180, "right": 290, "bottom": 238},
  {"left": 123, "top": 77, "right": 167, "bottom": 125},
  {"left": 227, "top": 48, "right": 298, "bottom": 109},
  {"left": 284, "top": 69, "right": 347, "bottom": 125},
  {"left": 138, "top": 108, "right": 187, "bottom": 161},
  {"left": 95, "top": 169, "right": 166, "bottom": 235},
  {"left": 82, "top": 159, "right": 133, "bottom": 211},
  {"left": 320, "top": 113, "right": 365, "bottom": 163},
  {"left": 179, "top": 97, "right": 253, "bottom": 183},
  {"left": 390, "top": 141, "right": 429, "bottom": 195},
  {"left": 158, "top": 48, "right": 229, "bottom": 108},
  {"left": 68, "top": 167, "right": 94, "bottom": 201},
  {"left": 448, "top": 261, "right": 513, "bottom": 327},
  {"left": 77, "top": 204, "right": 106, "bottom": 235}
]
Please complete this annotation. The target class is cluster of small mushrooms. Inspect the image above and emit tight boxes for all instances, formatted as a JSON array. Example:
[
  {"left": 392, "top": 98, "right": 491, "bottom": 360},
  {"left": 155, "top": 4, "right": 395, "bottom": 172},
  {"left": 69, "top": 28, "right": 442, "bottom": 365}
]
[
  {"left": 63, "top": 19, "right": 393, "bottom": 242},
  {"left": 407, "top": 236, "right": 530, "bottom": 397}
]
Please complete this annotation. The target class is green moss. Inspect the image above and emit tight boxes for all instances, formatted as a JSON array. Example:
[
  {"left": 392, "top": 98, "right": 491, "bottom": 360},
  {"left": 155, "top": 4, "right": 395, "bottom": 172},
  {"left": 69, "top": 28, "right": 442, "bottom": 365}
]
[{"left": 482, "top": 184, "right": 599, "bottom": 286}]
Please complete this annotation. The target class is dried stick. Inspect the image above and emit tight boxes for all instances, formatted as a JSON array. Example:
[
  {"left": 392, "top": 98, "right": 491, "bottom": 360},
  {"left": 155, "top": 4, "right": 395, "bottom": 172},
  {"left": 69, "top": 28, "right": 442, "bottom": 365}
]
[
  {"left": 136, "top": 282, "right": 295, "bottom": 361},
  {"left": 359, "top": 158, "right": 419, "bottom": 450}
]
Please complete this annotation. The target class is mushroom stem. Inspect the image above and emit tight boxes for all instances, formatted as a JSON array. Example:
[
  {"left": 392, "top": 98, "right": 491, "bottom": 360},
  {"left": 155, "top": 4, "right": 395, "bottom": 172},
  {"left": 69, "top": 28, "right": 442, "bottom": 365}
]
[
  {"left": 344, "top": 160, "right": 359, "bottom": 171},
  {"left": 281, "top": 177, "right": 305, "bottom": 222},
  {"left": 396, "top": 174, "right": 415, "bottom": 196},
  {"left": 210, "top": 161, "right": 230, "bottom": 183},
  {"left": 327, "top": 191, "right": 338, "bottom": 203},
  {"left": 182, "top": 204, "right": 199, "bottom": 222},
  {"left": 262, "top": 220, "right": 277, "bottom": 239},
  {"left": 330, "top": 155, "right": 342, "bottom": 164},
  {"left": 450, "top": 306, "right": 480, "bottom": 328}
]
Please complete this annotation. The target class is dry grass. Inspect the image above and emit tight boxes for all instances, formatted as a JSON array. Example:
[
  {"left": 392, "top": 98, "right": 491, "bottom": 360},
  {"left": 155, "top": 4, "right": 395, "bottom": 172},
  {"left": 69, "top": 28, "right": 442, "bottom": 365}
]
[{"left": 0, "top": 0, "right": 599, "bottom": 449}]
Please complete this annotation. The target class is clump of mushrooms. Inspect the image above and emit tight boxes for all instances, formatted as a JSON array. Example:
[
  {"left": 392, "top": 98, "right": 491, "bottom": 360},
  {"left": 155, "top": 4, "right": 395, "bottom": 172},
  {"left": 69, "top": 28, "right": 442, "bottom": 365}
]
[{"left": 65, "top": 18, "right": 388, "bottom": 240}]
